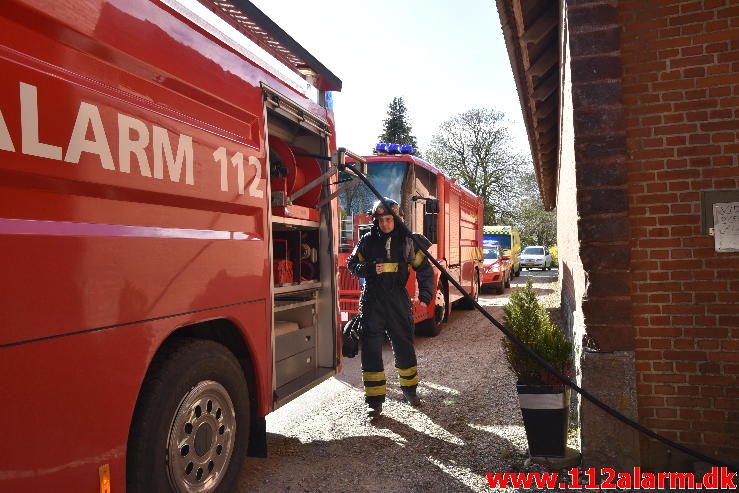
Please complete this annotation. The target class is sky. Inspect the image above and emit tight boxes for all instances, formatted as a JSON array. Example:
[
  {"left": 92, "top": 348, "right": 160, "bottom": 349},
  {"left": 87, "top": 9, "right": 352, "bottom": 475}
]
[{"left": 249, "top": 0, "right": 532, "bottom": 159}]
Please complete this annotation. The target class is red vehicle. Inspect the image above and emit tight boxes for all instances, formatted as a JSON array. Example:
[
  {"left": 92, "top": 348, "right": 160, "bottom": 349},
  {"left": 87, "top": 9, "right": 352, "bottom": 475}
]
[
  {"left": 338, "top": 145, "right": 484, "bottom": 336},
  {"left": 0, "top": 1, "right": 346, "bottom": 491},
  {"left": 481, "top": 240, "right": 512, "bottom": 294}
]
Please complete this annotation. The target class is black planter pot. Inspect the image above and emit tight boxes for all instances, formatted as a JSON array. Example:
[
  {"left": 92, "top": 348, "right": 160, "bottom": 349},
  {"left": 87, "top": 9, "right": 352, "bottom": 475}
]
[{"left": 516, "top": 384, "right": 570, "bottom": 458}]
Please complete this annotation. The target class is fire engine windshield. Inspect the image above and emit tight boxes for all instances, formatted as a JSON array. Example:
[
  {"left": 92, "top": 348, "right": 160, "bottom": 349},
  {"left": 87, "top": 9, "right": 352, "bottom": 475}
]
[{"left": 339, "top": 161, "right": 408, "bottom": 251}]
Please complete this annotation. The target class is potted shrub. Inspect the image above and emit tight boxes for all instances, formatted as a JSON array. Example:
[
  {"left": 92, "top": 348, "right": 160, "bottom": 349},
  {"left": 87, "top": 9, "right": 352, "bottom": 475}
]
[{"left": 503, "top": 280, "right": 573, "bottom": 458}]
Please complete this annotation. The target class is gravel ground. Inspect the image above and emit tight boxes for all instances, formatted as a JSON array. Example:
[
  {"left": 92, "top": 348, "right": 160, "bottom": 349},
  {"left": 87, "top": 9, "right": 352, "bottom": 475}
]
[{"left": 237, "top": 269, "right": 576, "bottom": 492}]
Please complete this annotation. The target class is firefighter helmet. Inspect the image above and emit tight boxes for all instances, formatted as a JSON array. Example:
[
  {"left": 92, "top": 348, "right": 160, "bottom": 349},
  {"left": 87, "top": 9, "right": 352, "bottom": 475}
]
[{"left": 371, "top": 197, "right": 400, "bottom": 218}]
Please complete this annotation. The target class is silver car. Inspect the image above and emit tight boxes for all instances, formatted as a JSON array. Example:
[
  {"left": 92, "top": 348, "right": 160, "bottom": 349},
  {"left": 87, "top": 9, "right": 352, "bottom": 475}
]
[{"left": 520, "top": 246, "right": 553, "bottom": 270}]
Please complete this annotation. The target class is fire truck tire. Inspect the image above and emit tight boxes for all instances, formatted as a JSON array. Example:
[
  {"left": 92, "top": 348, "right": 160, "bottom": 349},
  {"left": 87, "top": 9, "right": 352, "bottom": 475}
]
[
  {"left": 127, "top": 338, "right": 250, "bottom": 493},
  {"left": 415, "top": 281, "right": 446, "bottom": 337},
  {"left": 458, "top": 270, "right": 480, "bottom": 310}
]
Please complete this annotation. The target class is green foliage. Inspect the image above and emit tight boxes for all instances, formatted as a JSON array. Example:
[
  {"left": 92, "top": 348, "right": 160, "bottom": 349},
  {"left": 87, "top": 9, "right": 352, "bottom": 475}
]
[
  {"left": 378, "top": 97, "right": 420, "bottom": 156},
  {"left": 503, "top": 281, "right": 573, "bottom": 385},
  {"left": 427, "top": 107, "right": 528, "bottom": 225},
  {"left": 513, "top": 171, "right": 557, "bottom": 247}
]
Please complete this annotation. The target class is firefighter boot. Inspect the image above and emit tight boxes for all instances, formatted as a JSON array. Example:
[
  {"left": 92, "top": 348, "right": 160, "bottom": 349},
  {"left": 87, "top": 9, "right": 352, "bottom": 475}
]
[
  {"left": 367, "top": 400, "right": 383, "bottom": 418},
  {"left": 401, "top": 386, "right": 421, "bottom": 407}
]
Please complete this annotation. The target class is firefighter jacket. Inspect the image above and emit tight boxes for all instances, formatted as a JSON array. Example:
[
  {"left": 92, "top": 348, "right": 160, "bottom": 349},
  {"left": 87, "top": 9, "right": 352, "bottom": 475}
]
[{"left": 347, "top": 225, "right": 434, "bottom": 308}]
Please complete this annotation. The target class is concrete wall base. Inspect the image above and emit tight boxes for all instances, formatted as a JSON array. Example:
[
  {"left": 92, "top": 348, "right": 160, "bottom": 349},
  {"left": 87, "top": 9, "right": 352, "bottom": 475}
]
[{"left": 581, "top": 350, "right": 640, "bottom": 469}]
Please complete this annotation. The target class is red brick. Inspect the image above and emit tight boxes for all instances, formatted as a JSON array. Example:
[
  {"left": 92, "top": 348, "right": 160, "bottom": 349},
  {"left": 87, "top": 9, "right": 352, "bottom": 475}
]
[
  {"left": 664, "top": 350, "right": 708, "bottom": 361},
  {"left": 643, "top": 373, "right": 687, "bottom": 384},
  {"left": 675, "top": 362, "right": 697, "bottom": 374},
  {"left": 669, "top": 11, "right": 715, "bottom": 26},
  {"left": 639, "top": 396, "right": 666, "bottom": 408},
  {"left": 689, "top": 375, "right": 736, "bottom": 386},
  {"left": 656, "top": 408, "right": 678, "bottom": 418},
  {"left": 677, "top": 144, "right": 723, "bottom": 156},
  {"left": 651, "top": 340, "right": 673, "bottom": 352},
  {"left": 708, "top": 352, "right": 739, "bottom": 363},
  {"left": 650, "top": 381, "right": 674, "bottom": 394},
  {"left": 714, "top": 398, "right": 739, "bottom": 410},
  {"left": 676, "top": 386, "right": 700, "bottom": 396},
  {"left": 679, "top": 431, "right": 702, "bottom": 443}
]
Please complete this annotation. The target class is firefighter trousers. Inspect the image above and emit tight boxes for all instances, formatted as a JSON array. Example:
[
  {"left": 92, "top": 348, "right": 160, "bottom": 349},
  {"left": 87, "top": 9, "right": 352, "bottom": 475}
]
[{"left": 360, "top": 289, "right": 419, "bottom": 404}]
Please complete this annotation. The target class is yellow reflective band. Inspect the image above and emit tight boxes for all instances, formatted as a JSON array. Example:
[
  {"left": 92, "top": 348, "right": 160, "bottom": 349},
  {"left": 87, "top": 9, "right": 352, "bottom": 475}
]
[
  {"left": 396, "top": 366, "right": 417, "bottom": 377},
  {"left": 365, "top": 385, "right": 386, "bottom": 396},
  {"left": 362, "top": 371, "right": 386, "bottom": 382},
  {"left": 399, "top": 376, "right": 419, "bottom": 387},
  {"left": 380, "top": 263, "right": 398, "bottom": 273},
  {"left": 99, "top": 464, "right": 111, "bottom": 493},
  {"left": 411, "top": 251, "right": 425, "bottom": 269}
]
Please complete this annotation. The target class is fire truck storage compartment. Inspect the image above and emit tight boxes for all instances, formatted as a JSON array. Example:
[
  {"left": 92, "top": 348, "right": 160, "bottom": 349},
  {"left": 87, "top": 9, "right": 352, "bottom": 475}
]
[
  {"left": 273, "top": 301, "right": 316, "bottom": 388},
  {"left": 272, "top": 229, "right": 320, "bottom": 286},
  {"left": 272, "top": 222, "right": 323, "bottom": 389},
  {"left": 267, "top": 100, "right": 336, "bottom": 398},
  {"left": 266, "top": 96, "right": 326, "bottom": 223}
]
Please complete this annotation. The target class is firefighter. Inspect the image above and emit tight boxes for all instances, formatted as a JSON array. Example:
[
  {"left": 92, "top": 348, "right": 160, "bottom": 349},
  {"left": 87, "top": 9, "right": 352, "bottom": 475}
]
[{"left": 347, "top": 197, "right": 434, "bottom": 417}]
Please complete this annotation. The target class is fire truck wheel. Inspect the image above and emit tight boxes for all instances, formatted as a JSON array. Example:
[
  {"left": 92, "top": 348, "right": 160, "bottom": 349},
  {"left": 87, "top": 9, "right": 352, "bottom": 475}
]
[
  {"left": 458, "top": 270, "right": 480, "bottom": 310},
  {"left": 127, "top": 338, "right": 250, "bottom": 493},
  {"left": 416, "top": 281, "right": 446, "bottom": 337}
]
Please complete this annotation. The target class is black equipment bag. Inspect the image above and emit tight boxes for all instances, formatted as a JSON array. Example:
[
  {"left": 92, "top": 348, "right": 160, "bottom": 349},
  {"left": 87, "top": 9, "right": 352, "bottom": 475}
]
[{"left": 341, "top": 315, "right": 362, "bottom": 358}]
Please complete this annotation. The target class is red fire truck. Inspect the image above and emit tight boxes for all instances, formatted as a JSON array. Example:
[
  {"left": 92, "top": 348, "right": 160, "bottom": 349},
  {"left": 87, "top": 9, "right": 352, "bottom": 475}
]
[
  {"left": 0, "top": 1, "right": 347, "bottom": 491},
  {"left": 338, "top": 145, "right": 484, "bottom": 336}
]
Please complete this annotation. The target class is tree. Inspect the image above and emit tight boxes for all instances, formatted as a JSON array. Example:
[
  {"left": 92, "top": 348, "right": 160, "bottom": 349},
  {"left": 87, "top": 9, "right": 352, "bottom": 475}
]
[
  {"left": 513, "top": 171, "right": 557, "bottom": 247},
  {"left": 427, "top": 108, "right": 527, "bottom": 224},
  {"left": 378, "top": 97, "right": 420, "bottom": 155}
]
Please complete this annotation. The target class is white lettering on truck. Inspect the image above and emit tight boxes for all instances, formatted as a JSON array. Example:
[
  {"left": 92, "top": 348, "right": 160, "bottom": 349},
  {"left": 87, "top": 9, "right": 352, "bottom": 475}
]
[
  {"left": 118, "top": 113, "right": 152, "bottom": 177},
  {"left": 1, "top": 81, "right": 265, "bottom": 198},
  {"left": 20, "top": 82, "right": 63, "bottom": 160},
  {"left": 0, "top": 110, "right": 14, "bottom": 151},
  {"left": 153, "top": 126, "right": 193, "bottom": 185},
  {"left": 65, "top": 101, "right": 116, "bottom": 170}
]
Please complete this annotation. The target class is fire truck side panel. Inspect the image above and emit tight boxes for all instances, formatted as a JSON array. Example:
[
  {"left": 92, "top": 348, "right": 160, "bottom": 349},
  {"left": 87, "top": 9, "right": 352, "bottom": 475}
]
[
  {"left": 0, "top": 303, "right": 265, "bottom": 492},
  {"left": 0, "top": 0, "right": 335, "bottom": 490}
]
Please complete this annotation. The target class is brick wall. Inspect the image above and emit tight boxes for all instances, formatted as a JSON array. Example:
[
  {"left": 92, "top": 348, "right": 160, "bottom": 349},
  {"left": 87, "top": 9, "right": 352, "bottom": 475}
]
[
  {"left": 620, "top": 0, "right": 739, "bottom": 468},
  {"left": 568, "top": 0, "right": 633, "bottom": 354},
  {"left": 565, "top": 0, "right": 639, "bottom": 468}
]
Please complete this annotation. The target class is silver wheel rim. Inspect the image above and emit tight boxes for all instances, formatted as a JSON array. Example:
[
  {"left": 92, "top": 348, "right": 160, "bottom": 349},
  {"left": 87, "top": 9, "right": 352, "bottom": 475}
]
[{"left": 167, "top": 380, "right": 236, "bottom": 493}]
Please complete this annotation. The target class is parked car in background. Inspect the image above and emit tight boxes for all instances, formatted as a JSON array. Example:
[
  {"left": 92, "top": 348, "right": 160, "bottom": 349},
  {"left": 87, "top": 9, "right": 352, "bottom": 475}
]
[
  {"left": 520, "top": 246, "right": 553, "bottom": 270},
  {"left": 481, "top": 241, "right": 512, "bottom": 294},
  {"left": 483, "top": 225, "right": 522, "bottom": 277}
]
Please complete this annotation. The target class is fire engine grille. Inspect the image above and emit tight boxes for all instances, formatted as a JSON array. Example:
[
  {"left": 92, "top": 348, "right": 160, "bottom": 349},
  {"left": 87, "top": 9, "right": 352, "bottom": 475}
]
[
  {"left": 338, "top": 267, "right": 361, "bottom": 295},
  {"left": 340, "top": 299, "right": 359, "bottom": 313}
]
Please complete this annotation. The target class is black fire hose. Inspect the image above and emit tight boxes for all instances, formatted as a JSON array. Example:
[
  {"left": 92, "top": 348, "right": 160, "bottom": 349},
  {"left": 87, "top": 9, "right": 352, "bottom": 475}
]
[{"left": 344, "top": 162, "right": 738, "bottom": 472}]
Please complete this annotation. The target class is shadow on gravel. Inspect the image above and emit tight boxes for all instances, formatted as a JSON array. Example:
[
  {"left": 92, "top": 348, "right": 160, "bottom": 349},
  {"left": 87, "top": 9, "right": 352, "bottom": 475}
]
[
  {"left": 371, "top": 414, "right": 523, "bottom": 477},
  {"left": 242, "top": 428, "right": 513, "bottom": 492},
  {"left": 242, "top": 419, "right": 524, "bottom": 492}
]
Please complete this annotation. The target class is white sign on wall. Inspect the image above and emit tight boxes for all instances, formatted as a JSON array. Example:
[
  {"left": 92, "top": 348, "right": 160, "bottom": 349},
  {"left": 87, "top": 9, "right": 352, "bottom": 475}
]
[{"left": 713, "top": 202, "right": 739, "bottom": 252}]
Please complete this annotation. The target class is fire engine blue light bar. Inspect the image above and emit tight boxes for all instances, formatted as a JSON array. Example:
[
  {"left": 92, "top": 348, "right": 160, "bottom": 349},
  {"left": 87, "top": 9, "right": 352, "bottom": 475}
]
[
  {"left": 375, "top": 143, "right": 388, "bottom": 153},
  {"left": 387, "top": 144, "right": 401, "bottom": 153},
  {"left": 400, "top": 145, "right": 415, "bottom": 154}
]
